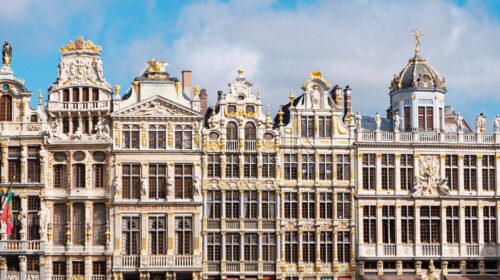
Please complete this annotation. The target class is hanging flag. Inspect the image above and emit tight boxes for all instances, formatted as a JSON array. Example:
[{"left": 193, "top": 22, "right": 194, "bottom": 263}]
[{"left": 0, "top": 184, "right": 13, "bottom": 236}]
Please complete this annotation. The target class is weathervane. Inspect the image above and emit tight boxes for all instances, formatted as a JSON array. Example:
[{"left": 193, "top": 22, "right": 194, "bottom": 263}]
[{"left": 411, "top": 28, "right": 423, "bottom": 51}]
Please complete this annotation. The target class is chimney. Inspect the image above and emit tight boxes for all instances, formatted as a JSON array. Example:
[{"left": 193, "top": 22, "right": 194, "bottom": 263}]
[
  {"left": 343, "top": 85, "right": 352, "bottom": 117},
  {"left": 182, "top": 70, "right": 191, "bottom": 97},
  {"left": 200, "top": 89, "right": 207, "bottom": 115}
]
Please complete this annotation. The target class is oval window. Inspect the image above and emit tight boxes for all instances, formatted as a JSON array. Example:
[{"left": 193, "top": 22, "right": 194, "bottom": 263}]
[{"left": 2, "top": 85, "right": 9, "bottom": 91}]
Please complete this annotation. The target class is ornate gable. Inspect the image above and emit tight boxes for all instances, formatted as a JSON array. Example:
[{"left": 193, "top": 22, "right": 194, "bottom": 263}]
[{"left": 112, "top": 95, "right": 200, "bottom": 118}]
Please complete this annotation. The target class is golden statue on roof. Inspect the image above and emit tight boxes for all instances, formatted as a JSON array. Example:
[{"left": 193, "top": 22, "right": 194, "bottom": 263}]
[
  {"left": 146, "top": 59, "right": 167, "bottom": 73},
  {"left": 60, "top": 36, "right": 101, "bottom": 53},
  {"left": 411, "top": 28, "right": 423, "bottom": 50}
]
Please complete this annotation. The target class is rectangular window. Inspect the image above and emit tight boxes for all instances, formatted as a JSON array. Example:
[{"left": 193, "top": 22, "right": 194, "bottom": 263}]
[
  {"left": 381, "top": 154, "right": 395, "bottom": 190},
  {"left": 53, "top": 261, "right": 66, "bottom": 276},
  {"left": 465, "top": 206, "right": 478, "bottom": 244},
  {"left": 207, "top": 154, "right": 221, "bottom": 178},
  {"left": 54, "top": 203, "right": 67, "bottom": 245},
  {"left": 301, "top": 116, "right": 314, "bottom": 137},
  {"left": 8, "top": 147, "right": 21, "bottom": 182},
  {"left": 400, "top": 154, "right": 413, "bottom": 190},
  {"left": 207, "top": 190, "right": 221, "bottom": 219},
  {"left": 338, "top": 231, "right": 351, "bottom": 263},
  {"left": 225, "top": 233, "right": 240, "bottom": 261},
  {"left": 10, "top": 197, "right": 20, "bottom": 240},
  {"left": 464, "top": 155, "right": 477, "bottom": 191},
  {"left": 418, "top": 106, "right": 433, "bottom": 131},
  {"left": 6, "top": 257, "right": 19, "bottom": 272},
  {"left": 262, "top": 233, "right": 276, "bottom": 261},
  {"left": 284, "top": 232, "right": 298, "bottom": 263},
  {"left": 244, "top": 154, "right": 257, "bottom": 178},
  {"left": 319, "top": 154, "right": 332, "bottom": 180},
  {"left": 122, "top": 216, "right": 140, "bottom": 255},
  {"left": 401, "top": 206, "right": 414, "bottom": 244},
  {"left": 244, "top": 233, "right": 258, "bottom": 261},
  {"left": 302, "top": 231, "right": 315, "bottom": 263},
  {"left": 27, "top": 256, "right": 39, "bottom": 272},
  {"left": 484, "top": 206, "right": 497, "bottom": 244},
  {"left": 320, "top": 232, "right": 333, "bottom": 263},
  {"left": 284, "top": 192, "right": 297, "bottom": 219},
  {"left": 244, "top": 191, "right": 258, "bottom": 219},
  {"left": 175, "top": 216, "right": 193, "bottom": 255},
  {"left": 175, "top": 164, "right": 193, "bottom": 199},
  {"left": 225, "top": 190, "right": 239, "bottom": 219},
  {"left": 446, "top": 206, "right": 459, "bottom": 244},
  {"left": 337, "top": 192, "right": 351, "bottom": 219},
  {"left": 72, "top": 164, "right": 85, "bottom": 188},
  {"left": 73, "top": 261, "right": 84, "bottom": 276},
  {"left": 420, "top": 206, "right": 440, "bottom": 244},
  {"left": 301, "top": 192, "right": 315, "bottom": 219},
  {"left": 284, "top": 154, "right": 298, "bottom": 180},
  {"left": 262, "top": 154, "right": 275, "bottom": 178},
  {"left": 73, "top": 203, "right": 85, "bottom": 245},
  {"left": 93, "top": 164, "right": 105, "bottom": 188},
  {"left": 382, "top": 206, "right": 395, "bottom": 244},
  {"left": 149, "top": 164, "right": 167, "bottom": 199},
  {"left": 149, "top": 216, "right": 167, "bottom": 255},
  {"left": 53, "top": 164, "right": 68, "bottom": 188},
  {"left": 301, "top": 154, "right": 315, "bottom": 180},
  {"left": 362, "top": 154, "right": 376, "bottom": 190},
  {"left": 27, "top": 196, "right": 40, "bottom": 240},
  {"left": 225, "top": 154, "right": 239, "bottom": 178},
  {"left": 319, "top": 193, "right": 332, "bottom": 219},
  {"left": 318, "top": 116, "right": 332, "bottom": 137},
  {"left": 445, "top": 155, "right": 458, "bottom": 191},
  {"left": 92, "top": 261, "right": 106, "bottom": 276},
  {"left": 439, "top": 107, "right": 443, "bottom": 130},
  {"left": 261, "top": 191, "right": 276, "bottom": 219},
  {"left": 122, "top": 164, "right": 141, "bottom": 199},
  {"left": 207, "top": 232, "right": 221, "bottom": 261},
  {"left": 363, "top": 205, "right": 376, "bottom": 244},
  {"left": 27, "top": 146, "right": 40, "bottom": 183},
  {"left": 93, "top": 203, "right": 106, "bottom": 246},
  {"left": 482, "top": 155, "right": 495, "bottom": 191},
  {"left": 336, "top": 154, "right": 351, "bottom": 181},
  {"left": 404, "top": 107, "right": 411, "bottom": 131}
]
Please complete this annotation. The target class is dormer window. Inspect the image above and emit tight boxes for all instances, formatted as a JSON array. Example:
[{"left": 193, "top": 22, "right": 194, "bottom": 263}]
[
  {"left": 238, "top": 95, "right": 245, "bottom": 100},
  {"left": 246, "top": 105, "right": 255, "bottom": 114},
  {"left": 227, "top": 105, "right": 236, "bottom": 113},
  {"left": 30, "top": 115, "right": 38, "bottom": 123},
  {"left": 0, "top": 95, "right": 12, "bottom": 121},
  {"left": 418, "top": 106, "right": 433, "bottom": 131}
]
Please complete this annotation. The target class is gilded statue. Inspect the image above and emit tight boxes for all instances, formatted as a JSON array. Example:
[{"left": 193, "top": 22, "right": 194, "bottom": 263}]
[{"left": 3, "top": 40, "right": 12, "bottom": 65}]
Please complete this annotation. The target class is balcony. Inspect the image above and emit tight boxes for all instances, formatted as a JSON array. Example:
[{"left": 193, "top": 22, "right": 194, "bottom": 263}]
[
  {"left": 226, "top": 140, "right": 239, "bottom": 151},
  {"left": 467, "top": 245, "right": 479, "bottom": 256},
  {"left": 245, "top": 262, "right": 258, "bottom": 272},
  {"left": 206, "top": 219, "right": 220, "bottom": 229},
  {"left": 91, "top": 277, "right": 107, "bottom": 280},
  {"left": 225, "top": 262, "right": 240, "bottom": 272},
  {"left": 357, "top": 131, "right": 498, "bottom": 144},
  {"left": 422, "top": 244, "right": 441, "bottom": 256},
  {"left": 244, "top": 219, "right": 258, "bottom": 229},
  {"left": 244, "top": 140, "right": 257, "bottom": 151},
  {"left": 46, "top": 100, "right": 110, "bottom": 112},
  {"left": 7, "top": 272, "right": 20, "bottom": 280},
  {"left": 51, "top": 276, "right": 66, "bottom": 280},
  {"left": 207, "top": 261, "right": 275, "bottom": 273},
  {"left": 0, "top": 240, "right": 45, "bottom": 254},
  {"left": 383, "top": 244, "right": 396, "bottom": 256},
  {"left": 225, "top": 219, "right": 240, "bottom": 229},
  {"left": 113, "top": 255, "right": 202, "bottom": 269}
]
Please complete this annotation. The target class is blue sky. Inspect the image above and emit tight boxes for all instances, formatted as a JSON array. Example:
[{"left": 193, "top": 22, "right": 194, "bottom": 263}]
[{"left": 3, "top": 0, "right": 500, "bottom": 128}]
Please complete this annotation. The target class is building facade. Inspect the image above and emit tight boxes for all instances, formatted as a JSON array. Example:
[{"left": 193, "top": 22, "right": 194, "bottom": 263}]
[{"left": 0, "top": 35, "right": 498, "bottom": 280}]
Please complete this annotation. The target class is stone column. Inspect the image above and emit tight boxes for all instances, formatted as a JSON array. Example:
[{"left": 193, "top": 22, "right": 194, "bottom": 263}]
[
  {"left": 440, "top": 154, "right": 446, "bottom": 179},
  {"left": 258, "top": 232, "right": 263, "bottom": 262},
  {"left": 1, "top": 142, "right": 7, "bottom": 183},
  {"left": 477, "top": 155, "right": 483, "bottom": 192},
  {"left": 20, "top": 195, "right": 28, "bottom": 241},
  {"left": 275, "top": 190, "right": 281, "bottom": 220},
  {"left": 458, "top": 155, "right": 464, "bottom": 192},
  {"left": 395, "top": 204, "right": 402, "bottom": 244},
  {"left": 66, "top": 202, "right": 72, "bottom": 247},
  {"left": 315, "top": 228, "right": 321, "bottom": 262},
  {"left": 194, "top": 212, "right": 201, "bottom": 254},
  {"left": 239, "top": 154, "right": 244, "bottom": 180},
  {"left": 297, "top": 154, "right": 302, "bottom": 181},
  {"left": 257, "top": 190, "right": 262, "bottom": 223},
  {"left": 85, "top": 201, "right": 93, "bottom": 249},
  {"left": 315, "top": 192, "right": 320, "bottom": 219},
  {"left": 376, "top": 205, "right": 383, "bottom": 245},
  {"left": 298, "top": 229, "right": 303, "bottom": 262},
  {"left": 239, "top": 190, "right": 245, "bottom": 229},
  {"left": 203, "top": 232, "right": 208, "bottom": 261},
  {"left": 375, "top": 154, "right": 382, "bottom": 191},
  {"left": 20, "top": 144, "right": 27, "bottom": 183},
  {"left": 415, "top": 205, "right": 421, "bottom": 244},
  {"left": 276, "top": 232, "right": 281, "bottom": 261},
  {"left": 140, "top": 213, "right": 148, "bottom": 255},
  {"left": 332, "top": 153, "right": 337, "bottom": 182},
  {"left": 220, "top": 232, "right": 226, "bottom": 261},
  {"left": 357, "top": 154, "right": 363, "bottom": 189},
  {"left": 459, "top": 205, "right": 466, "bottom": 254},
  {"left": 297, "top": 191, "right": 303, "bottom": 220},
  {"left": 239, "top": 232, "right": 245, "bottom": 261},
  {"left": 333, "top": 192, "right": 338, "bottom": 219},
  {"left": 395, "top": 154, "right": 401, "bottom": 192},
  {"left": 19, "top": 256, "right": 26, "bottom": 280},
  {"left": 113, "top": 212, "right": 122, "bottom": 255},
  {"left": 167, "top": 212, "right": 175, "bottom": 254},
  {"left": 221, "top": 190, "right": 226, "bottom": 230},
  {"left": 358, "top": 205, "right": 364, "bottom": 244},
  {"left": 85, "top": 256, "right": 92, "bottom": 280},
  {"left": 333, "top": 230, "right": 338, "bottom": 262},
  {"left": 478, "top": 205, "right": 484, "bottom": 245},
  {"left": 441, "top": 205, "right": 447, "bottom": 245}
]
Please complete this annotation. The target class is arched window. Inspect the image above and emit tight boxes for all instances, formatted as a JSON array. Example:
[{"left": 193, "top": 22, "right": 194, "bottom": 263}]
[
  {"left": 123, "top": 125, "right": 140, "bottom": 149},
  {"left": 175, "top": 125, "right": 192, "bottom": 149},
  {"left": 0, "top": 95, "right": 12, "bottom": 121},
  {"left": 227, "top": 122, "right": 238, "bottom": 140},
  {"left": 92, "top": 88, "right": 99, "bottom": 101},
  {"left": 149, "top": 125, "right": 166, "bottom": 149},
  {"left": 30, "top": 114, "right": 38, "bottom": 123},
  {"left": 63, "top": 89, "right": 70, "bottom": 102},
  {"left": 73, "top": 163, "right": 85, "bottom": 188},
  {"left": 82, "top": 88, "right": 89, "bottom": 102},
  {"left": 72, "top": 88, "right": 79, "bottom": 102},
  {"left": 82, "top": 117, "right": 89, "bottom": 134},
  {"left": 244, "top": 123, "right": 256, "bottom": 140},
  {"left": 62, "top": 117, "right": 70, "bottom": 133},
  {"left": 72, "top": 117, "right": 79, "bottom": 133}
]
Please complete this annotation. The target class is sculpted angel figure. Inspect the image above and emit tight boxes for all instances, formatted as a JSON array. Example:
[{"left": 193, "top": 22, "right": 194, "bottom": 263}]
[
  {"left": 355, "top": 112, "right": 362, "bottom": 131},
  {"left": 494, "top": 115, "right": 500, "bottom": 133},
  {"left": 310, "top": 85, "right": 321, "bottom": 107},
  {"left": 141, "top": 176, "right": 148, "bottom": 197},
  {"left": 455, "top": 113, "right": 464, "bottom": 132},
  {"left": 393, "top": 110, "right": 401, "bottom": 132},
  {"left": 193, "top": 176, "right": 201, "bottom": 196},
  {"left": 113, "top": 176, "right": 122, "bottom": 196},
  {"left": 475, "top": 113, "right": 485, "bottom": 134},
  {"left": 94, "top": 59, "right": 104, "bottom": 81},
  {"left": 167, "top": 176, "right": 174, "bottom": 197}
]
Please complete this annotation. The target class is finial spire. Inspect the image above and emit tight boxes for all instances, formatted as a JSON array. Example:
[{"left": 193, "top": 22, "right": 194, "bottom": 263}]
[
  {"left": 237, "top": 66, "right": 244, "bottom": 78},
  {"left": 289, "top": 89, "right": 295, "bottom": 108},
  {"left": 38, "top": 90, "right": 43, "bottom": 106},
  {"left": 411, "top": 28, "right": 423, "bottom": 55}
]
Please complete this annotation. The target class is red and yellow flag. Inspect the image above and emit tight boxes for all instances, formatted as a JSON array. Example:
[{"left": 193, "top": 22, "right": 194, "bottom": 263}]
[{"left": 0, "top": 187, "right": 13, "bottom": 236}]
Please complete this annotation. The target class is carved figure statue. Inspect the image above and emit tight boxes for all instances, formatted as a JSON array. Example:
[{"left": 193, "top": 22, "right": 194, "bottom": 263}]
[
  {"left": 355, "top": 112, "right": 362, "bottom": 131},
  {"left": 375, "top": 112, "right": 381, "bottom": 131},
  {"left": 413, "top": 155, "right": 450, "bottom": 197},
  {"left": 94, "top": 59, "right": 104, "bottom": 81},
  {"left": 310, "top": 85, "right": 321, "bottom": 107},
  {"left": 494, "top": 115, "right": 500, "bottom": 133},
  {"left": 70, "top": 126, "right": 82, "bottom": 140},
  {"left": 167, "top": 177, "right": 174, "bottom": 197},
  {"left": 475, "top": 114, "right": 485, "bottom": 134},
  {"left": 193, "top": 176, "right": 201, "bottom": 196},
  {"left": 455, "top": 113, "right": 464, "bottom": 132},
  {"left": 86, "top": 222, "right": 91, "bottom": 232},
  {"left": 393, "top": 110, "right": 401, "bottom": 132},
  {"left": 38, "top": 208, "right": 46, "bottom": 232},
  {"left": 2, "top": 40, "right": 11, "bottom": 65},
  {"left": 18, "top": 212, "right": 27, "bottom": 231},
  {"left": 141, "top": 176, "right": 147, "bottom": 197},
  {"left": 113, "top": 176, "right": 122, "bottom": 196}
]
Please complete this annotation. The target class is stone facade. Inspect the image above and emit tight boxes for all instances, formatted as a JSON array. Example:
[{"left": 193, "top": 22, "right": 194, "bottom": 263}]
[{"left": 0, "top": 36, "right": 498, "bottom": 280}]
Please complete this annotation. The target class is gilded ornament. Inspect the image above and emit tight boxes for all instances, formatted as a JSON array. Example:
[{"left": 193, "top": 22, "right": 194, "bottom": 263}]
[
  {"left": 60, "top": 36, "right": 101, "bottom": 53},
  {"left": 114, "top": 85, "right": 121, "bottom": 97}
]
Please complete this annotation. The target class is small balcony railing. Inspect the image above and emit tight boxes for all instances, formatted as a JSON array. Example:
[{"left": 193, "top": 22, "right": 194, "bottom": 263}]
[
  {"left": 226, "top": 262, "right": 240, "bottom": 272},
  {"left": 207, "top": 219, "right": 220, "bottom": 229},
  {"left": 244, "top": 140, "right": 257, "bottom": 151},
  {"left": 91, "top": 276, "right": 107, "bottom": 280},
  {"left": 225, "top": 219, "right": 240, "bottom": 229},
  {"left": 244, "top": 262, "right": 259, "bottom": 272},
  {"left": 51, "top": 276, "right": 66, "bottom": 280},
  {"left": 244, "top": 219, "right": 258, "bottom": 229},
  {"left": 226, "top": 140, "right": 239, "bottom": 151},
  {"left": 0, "top": 240, "right": 44, "bottom": 253},
  {"left": 383, "top": 244, "right": 396, "bottom": 256},
  {"left": 46, "top": 101, "right": 110, "bottom": 111},
  {"left": 206, "top": 262, "right": 220, "bottom": 272},
  {"left": 467, "top": 245, "right": 479, "bottom": 256},
  {"left": 422, "top": 244, "right": 441, "bottom": 256}
]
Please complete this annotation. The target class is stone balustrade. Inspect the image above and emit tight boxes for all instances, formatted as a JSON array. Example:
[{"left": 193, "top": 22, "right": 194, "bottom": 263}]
[
  {"left": 357, "top": 131, "right": 500, "bottom": 144},
  {"left": 113, "top": 255, "right": 202, "bottom": 269},
  {"left": 0, "top": 240, "right": 45, "bottom": 253},
  {"left": 46, "top": 100, "right": 110, "bottom": 112}
]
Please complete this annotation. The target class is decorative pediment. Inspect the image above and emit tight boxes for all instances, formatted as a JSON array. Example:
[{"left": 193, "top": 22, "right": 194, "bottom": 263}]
[
  {"left": 412, "top": 155, "right": 450, "bottom": 197},
  {"left": 113, "top": 96, "right": 200, "bottom": 117}
]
